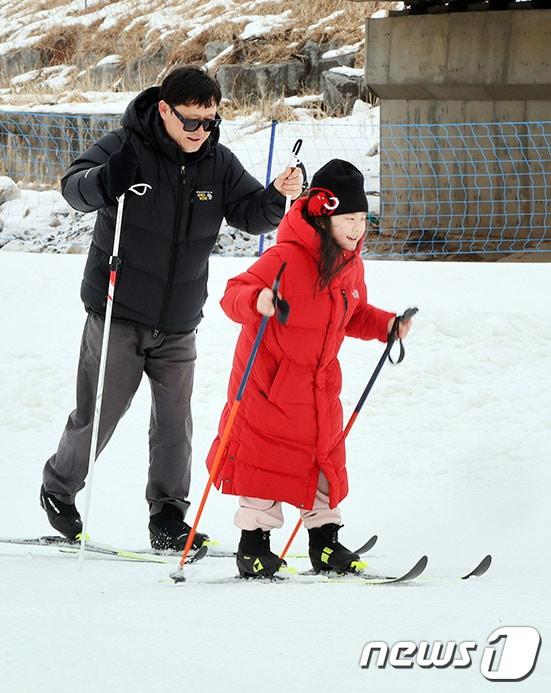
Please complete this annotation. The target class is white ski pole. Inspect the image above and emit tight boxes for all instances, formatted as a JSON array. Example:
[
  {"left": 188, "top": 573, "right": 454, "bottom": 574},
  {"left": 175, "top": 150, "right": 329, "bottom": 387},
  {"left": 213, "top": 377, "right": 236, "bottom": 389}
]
[
  {"left": 285, "top": 138, "right": 303, "bottom": 214},
  {"left": 79, "top": 183, "right": 151, "bottom": 564}
]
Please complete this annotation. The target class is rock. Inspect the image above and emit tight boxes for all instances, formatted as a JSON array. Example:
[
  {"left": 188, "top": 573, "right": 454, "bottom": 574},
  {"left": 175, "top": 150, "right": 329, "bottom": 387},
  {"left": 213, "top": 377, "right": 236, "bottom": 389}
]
[
  {"left": 121, "top": 47, "right": 169, "bottom": 90},
  {"left": 0, "top": 177, "right": 20, "bottom": 206},
  {"left": 87, "top": 61, "right": 122, "bottom": 91},
  {"left": 0, "top": 48, "right": 43, "bottom": 79},
  {"left": 322, "top": 69, "right": 367, "bottom": 116},
  {"left": 366, "top": 141, "right": 379, "bottom": 156},
  {"left": 216, "top": 61, "right": 307, "bottom": 100},
  {"left": 205, "top": 41, "right": 232, "bottom": 63},
  {"left": 66, "top": 243, "right": 86, "bottom": 254},
  {"left": 301, "top": 40, "right": 358, "bottom": 90}
]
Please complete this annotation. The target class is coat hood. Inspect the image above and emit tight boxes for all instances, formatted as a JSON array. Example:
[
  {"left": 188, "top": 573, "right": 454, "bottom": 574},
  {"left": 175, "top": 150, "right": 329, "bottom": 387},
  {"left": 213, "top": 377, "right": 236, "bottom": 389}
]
[{"left": 120, "top": 85, "right": 220, "bottom": 164}]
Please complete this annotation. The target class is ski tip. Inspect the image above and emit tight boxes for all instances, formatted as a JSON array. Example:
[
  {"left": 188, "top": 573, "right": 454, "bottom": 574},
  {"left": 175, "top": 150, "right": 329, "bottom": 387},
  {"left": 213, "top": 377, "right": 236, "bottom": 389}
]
[
  {"left": 355, "top": 534, "right": 378, "bottom": 555},
  {"left": 405, "top": 554, "right": 428, "bottom": 577},
  {"left": 395, "top": 554, "right": 428, "bottom": 583},
  {"left": 461, "top": 553, "right": 493, "bottom": 580},
  {"left": 373, "top": 555, "right": 429, "bottom": 584},
  {"left": 189, "top": 544, "right": 209, "bottom": 563}
]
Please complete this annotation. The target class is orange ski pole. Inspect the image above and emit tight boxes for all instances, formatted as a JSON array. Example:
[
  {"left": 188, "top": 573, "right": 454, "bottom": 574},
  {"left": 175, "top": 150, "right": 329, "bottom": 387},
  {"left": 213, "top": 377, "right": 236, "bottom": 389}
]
[{"left": 171, "top": 262, "right": 288, "bottom": 583}]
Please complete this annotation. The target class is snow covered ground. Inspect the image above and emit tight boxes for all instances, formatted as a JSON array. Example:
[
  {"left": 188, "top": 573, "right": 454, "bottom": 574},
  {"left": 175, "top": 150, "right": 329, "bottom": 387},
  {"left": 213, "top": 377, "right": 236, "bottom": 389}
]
[{"left": 0, "top": 253, "right": 549, "bottom": 693}]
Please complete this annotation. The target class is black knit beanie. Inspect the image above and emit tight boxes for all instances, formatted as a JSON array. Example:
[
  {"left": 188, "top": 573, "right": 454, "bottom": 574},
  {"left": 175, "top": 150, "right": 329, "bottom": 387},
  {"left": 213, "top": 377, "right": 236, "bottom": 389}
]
[{"left": 307, "top": 159, "right": 368, "bottom": 217}]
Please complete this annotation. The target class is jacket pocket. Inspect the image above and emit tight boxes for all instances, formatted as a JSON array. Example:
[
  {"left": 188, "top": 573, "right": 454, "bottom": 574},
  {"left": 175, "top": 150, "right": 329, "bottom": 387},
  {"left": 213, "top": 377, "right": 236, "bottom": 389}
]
[{"left": 268, "top": 358, "right": 315, "bottom": 406}]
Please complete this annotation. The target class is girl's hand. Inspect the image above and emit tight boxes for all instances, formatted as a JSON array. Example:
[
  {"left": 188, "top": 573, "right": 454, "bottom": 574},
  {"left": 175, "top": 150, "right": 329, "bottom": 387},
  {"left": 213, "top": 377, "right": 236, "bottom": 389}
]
[
  {"left": 387, "top": 315, "right": 412, "bottom": 340},
  {"left": 256, "top": 288, "right": 275, "bottom": 317}
]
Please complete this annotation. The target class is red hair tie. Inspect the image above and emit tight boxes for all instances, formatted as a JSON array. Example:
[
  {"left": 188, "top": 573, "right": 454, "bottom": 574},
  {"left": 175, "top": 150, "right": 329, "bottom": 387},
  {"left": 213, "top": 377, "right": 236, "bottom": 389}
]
[{"left": 307, "top": 188, "right": 340, "bottom": 217}]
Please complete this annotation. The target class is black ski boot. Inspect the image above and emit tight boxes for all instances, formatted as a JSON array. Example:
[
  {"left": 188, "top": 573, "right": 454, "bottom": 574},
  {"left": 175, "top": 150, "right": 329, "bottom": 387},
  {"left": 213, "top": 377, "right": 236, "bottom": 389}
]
[
  {"left": 308, "top": 523, "right": 362, "bottom": 574},
  {"left": 40, "top": 485, "right": 83, "bottom": 540},
  {"left": 149, "top": 504, "right": 209, "bottom": 551},
  {"left": 236, "top": 529, "right": 286, "bottom": 579}
]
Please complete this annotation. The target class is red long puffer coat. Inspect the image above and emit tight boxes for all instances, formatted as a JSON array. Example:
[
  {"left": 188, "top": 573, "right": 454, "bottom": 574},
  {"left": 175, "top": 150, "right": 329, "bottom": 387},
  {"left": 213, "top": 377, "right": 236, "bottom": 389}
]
[{"left": 206, "top": 197, "right": 395, "bottom": 510}]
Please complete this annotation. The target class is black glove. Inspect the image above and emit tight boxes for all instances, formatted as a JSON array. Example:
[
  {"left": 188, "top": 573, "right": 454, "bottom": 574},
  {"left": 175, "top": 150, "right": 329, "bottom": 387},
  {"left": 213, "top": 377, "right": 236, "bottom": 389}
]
[{"left": 101, "top": 141, "right": 138, "bottom": 200}]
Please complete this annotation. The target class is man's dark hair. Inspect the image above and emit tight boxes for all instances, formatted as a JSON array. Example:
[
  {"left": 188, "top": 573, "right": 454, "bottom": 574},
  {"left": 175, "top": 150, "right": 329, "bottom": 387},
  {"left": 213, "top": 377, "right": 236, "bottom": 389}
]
[{"left": 159, "top": 66, "right": 222, "bottom": 107}]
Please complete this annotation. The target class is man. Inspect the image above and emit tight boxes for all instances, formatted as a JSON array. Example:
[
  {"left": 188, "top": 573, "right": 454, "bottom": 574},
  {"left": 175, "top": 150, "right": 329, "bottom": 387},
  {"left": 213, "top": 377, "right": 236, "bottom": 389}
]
[{"left": 40, "top": 66, "right": 303, "bottom": 550}]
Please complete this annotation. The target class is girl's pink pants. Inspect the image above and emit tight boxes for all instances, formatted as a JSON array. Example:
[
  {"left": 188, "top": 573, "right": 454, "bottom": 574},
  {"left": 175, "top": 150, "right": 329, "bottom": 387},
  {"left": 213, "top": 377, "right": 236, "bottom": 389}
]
[{"left": 234, "top": 473, "right": 342, "bottom": 531}]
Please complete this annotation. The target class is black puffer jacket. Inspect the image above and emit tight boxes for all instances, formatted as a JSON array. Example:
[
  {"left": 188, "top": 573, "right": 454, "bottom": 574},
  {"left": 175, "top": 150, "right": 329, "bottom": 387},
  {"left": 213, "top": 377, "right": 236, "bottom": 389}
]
[{"left": 61, "top": 86, "right": 286, "bottom": 333}]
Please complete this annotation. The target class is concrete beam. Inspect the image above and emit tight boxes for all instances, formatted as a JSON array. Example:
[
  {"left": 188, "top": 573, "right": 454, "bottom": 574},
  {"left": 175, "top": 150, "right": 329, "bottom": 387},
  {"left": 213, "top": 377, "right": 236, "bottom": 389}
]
[{"left": 366, "top": 9, "right": 551, "bottom": 99}]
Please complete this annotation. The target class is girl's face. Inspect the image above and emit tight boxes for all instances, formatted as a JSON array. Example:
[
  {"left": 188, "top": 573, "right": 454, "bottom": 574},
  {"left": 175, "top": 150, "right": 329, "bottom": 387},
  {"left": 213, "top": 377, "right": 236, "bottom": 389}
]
[{"left": 329, "top": 212, "right": 367, "bottom": 251}]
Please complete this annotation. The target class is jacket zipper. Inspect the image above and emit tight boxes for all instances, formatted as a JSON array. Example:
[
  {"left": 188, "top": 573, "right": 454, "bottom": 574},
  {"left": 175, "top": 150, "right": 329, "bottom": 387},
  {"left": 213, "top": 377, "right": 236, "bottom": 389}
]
[
  {"left": 156, "top": 163, "right": 186, "bottom": 335},
  {"left": 339, "top": 289, "right": 348, "bottom": 331}
]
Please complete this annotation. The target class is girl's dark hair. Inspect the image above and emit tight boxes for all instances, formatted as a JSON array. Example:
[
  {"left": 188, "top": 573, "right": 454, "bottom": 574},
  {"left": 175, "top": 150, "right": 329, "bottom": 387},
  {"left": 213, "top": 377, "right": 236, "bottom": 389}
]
[
  {"left": 302, "top": 205, "right": 352, "bottom": 289},
  {"left": 159, "top": 66, "right": 222, "bottom": 107}
]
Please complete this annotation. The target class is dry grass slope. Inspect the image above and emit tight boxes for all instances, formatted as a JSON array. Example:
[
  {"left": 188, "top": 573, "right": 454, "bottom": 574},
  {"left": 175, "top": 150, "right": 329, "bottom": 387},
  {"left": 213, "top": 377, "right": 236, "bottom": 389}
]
[
  {"left": 0, "top": 1, "right": 394, "bottom": 83},
  {"left": 0, "top": 0, "right": 400, "bottom": 116}
]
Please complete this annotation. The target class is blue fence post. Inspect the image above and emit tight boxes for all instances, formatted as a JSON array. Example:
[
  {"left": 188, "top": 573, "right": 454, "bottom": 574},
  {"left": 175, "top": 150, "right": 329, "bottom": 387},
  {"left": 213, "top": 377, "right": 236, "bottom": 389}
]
[{"left": 258, "top": 119, "right": 278, "bottom": 256}]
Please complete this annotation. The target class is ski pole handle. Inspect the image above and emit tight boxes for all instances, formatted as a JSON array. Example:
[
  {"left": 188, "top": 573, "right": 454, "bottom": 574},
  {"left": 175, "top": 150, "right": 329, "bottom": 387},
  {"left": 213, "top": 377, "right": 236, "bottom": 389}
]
[
  {"left": 271, "top": 261, "right": 289, "bottom": 325},
  {"left": 389, "top": 306, "right": 418, "bottom": 343},
  {"left": 388, "top": 306, "right": 418, "bottom": 364},
  {"left": 126, "top": 183, "right": 151, "bottom": 197},
  {"left": 286, "top": 139, "right": 302, "bottom": 170},
  {"left": 284, "top": 139, "right": 303, "bottom": 214},
  {"left": 399, "top": 305, "right": 418, "bottom": 325}
]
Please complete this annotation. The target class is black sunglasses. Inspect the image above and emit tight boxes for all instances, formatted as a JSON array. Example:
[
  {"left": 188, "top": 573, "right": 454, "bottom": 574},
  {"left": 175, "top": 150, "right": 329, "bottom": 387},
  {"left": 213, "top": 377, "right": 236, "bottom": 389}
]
[{"left": 169, "top": 105, "right": 222, "bottom": 133}]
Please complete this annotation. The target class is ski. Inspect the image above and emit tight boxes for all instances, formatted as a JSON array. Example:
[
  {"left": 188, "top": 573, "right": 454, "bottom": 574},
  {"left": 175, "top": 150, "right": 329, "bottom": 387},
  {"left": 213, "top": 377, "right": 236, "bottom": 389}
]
[
  {"left": 57, "top": 544, "right": 198, "bottom": 564},
  {"left": 0, "top": 535, "right": 80, "bottom": 548},
  {"left": 288, "top": 553, "right": 490, "bottom": 584},
  {"left": 340, "top": 554, "right": 428, "bottom": 585},
  {"left": 134, "top": 543, "right": 235, "bottom": 559},
  {"left": 296, "top": 554, "right": 429, "bottom": 585},
  {"left": 174, "top": 556, "right": 428, "bottom": 587},
  {"left": 58, "top": 546, "right": 169, "bottom": 563},
  {"left": 0, "top": 535, "right": 206, "bottom": 565}
]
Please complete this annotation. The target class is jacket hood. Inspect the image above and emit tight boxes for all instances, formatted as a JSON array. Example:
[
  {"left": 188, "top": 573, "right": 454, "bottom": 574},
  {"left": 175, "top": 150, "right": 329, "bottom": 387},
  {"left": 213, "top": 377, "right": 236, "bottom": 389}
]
[
  {"left": 276, "top": 197, "right": 362, "bottom": 262},
  {"left": 120, "top": 86, "right": 220, "bottom": 163}
]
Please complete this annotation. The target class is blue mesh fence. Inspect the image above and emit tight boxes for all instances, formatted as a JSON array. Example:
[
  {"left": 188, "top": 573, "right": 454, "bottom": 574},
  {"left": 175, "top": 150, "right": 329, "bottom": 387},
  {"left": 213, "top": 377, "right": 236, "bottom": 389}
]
[
  {"left": 0, "top": 109, "right": 550, "bottom": 257},
  {"left": 380, "top": 121, "right": 551, "bottom": 256}
]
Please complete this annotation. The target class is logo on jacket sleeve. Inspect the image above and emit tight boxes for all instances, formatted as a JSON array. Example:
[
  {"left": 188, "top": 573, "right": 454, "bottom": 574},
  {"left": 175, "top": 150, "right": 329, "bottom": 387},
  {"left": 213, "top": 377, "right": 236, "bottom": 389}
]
[
  {"left": 196, "top": 190, "right": 213, "bottom": 201},
  {"left": 351, "top": 289, "right": 360, "bottom": 299}
]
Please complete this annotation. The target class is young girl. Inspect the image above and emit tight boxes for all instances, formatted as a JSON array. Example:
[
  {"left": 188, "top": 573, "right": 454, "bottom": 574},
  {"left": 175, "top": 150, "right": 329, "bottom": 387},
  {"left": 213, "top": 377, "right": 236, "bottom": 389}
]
[{"left": 206, "top": 159, "right": 412, "bottom": 578}]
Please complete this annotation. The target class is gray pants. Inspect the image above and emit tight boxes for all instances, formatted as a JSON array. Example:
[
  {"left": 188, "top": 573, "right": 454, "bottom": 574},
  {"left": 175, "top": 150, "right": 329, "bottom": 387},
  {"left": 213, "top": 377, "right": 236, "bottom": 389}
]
[{"left": 43, "top": 313, "right": 196, "bottom": 517}]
